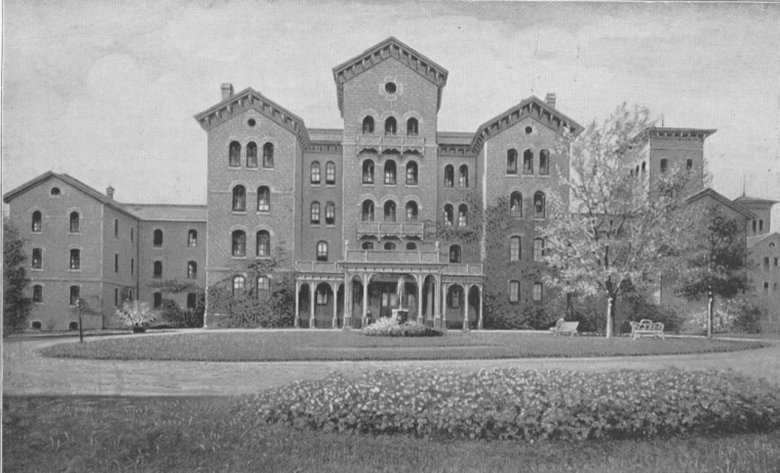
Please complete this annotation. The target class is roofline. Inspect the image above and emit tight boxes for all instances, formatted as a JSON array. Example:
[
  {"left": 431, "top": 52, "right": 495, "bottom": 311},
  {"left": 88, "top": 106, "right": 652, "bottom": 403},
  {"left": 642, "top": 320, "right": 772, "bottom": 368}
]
[
  {"left": 633, "top": 127, "right": 717, "bottom": 143},
  {"left": 734, "top": 195, "right": 779, "bottom": 206},
  {"left": 685, "top": 187, "right": 758, "bottom": 220},
  {"left": 331, "top": 36, "right": 449, "bottom": 81}
]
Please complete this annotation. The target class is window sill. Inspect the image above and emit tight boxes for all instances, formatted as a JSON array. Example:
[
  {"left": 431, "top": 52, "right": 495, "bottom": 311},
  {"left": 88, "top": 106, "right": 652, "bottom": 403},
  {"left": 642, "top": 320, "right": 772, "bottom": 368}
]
[
  {"left": 406, "top": 183, "right": 419, "bottom": 188},
  {"left": 231, "top": 256, "right": 247, "bottom": 259},
  {"left": 326, "top": 182, "right": 336, "bottom": 186},
  {"left": 232, "top": 210, "right": 247, "bottom": 214},
  {"left": 256, "top": 210, "right": 270, "bottom": 215},
  {"left": 362, "top": 182, "right": 375, "bottom": 186},
  {"left": 69, "top": 269, "right": 82, "bottom": 272},
  {"left": 31, "top": 267, "right": 43, "bottom": 271},
  {"left": 67, "top": 232, "right": 81, "bottom": 236}
]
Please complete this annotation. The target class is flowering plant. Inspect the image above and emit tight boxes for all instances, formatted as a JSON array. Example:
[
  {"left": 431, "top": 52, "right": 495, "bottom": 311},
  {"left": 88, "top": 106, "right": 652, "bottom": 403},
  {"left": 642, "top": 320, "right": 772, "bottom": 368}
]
[
  {"left": 115, "top": 300, "right": 157, "bottom": 328},
  {"left": 363, "top": 316, "right": 441, "bottom": 337}
]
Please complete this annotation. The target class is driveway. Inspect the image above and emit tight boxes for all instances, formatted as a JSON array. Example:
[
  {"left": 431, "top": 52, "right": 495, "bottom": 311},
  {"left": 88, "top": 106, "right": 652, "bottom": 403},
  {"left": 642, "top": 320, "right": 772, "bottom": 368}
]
[{"left": 3, "top": 333, "right": 779, "bottom": 397}]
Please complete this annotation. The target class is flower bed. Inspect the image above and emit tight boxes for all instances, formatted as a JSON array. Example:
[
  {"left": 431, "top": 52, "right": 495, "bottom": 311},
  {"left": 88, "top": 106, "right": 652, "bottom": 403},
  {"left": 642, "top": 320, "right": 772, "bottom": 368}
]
[
  {"left": 362, "top": 317, "right": 442, "bottom": 337},
  {"left": 245, "top": 368, "right": 780, "bottom": 441}
]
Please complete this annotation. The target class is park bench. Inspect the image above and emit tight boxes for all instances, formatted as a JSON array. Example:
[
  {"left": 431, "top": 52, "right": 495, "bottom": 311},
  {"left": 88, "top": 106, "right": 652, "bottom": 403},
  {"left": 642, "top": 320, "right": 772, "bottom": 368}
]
[
  {"left": 549, "top": 320, "right": 579, "bottom": 337},
  {"left": 629, "top": 319, "right": 665, "bottom": 340}
]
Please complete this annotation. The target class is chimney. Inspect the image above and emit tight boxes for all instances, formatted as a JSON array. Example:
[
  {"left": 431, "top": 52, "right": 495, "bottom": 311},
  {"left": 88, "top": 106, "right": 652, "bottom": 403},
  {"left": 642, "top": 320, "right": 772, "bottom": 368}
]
[
  {"left": 221, "top": 83, "right": 234, "bottom": 101},
  {"left": 546, "top": 93, "right": 557, "bottom": 109},
  {"left": 106, "top": 186, "right": 115, "bottom": 200}
]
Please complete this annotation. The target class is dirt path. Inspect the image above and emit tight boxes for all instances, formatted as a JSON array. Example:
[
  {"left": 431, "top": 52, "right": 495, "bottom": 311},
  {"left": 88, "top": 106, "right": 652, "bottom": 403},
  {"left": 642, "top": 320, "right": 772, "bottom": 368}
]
[{"left": 3, "top": 333, "right": 779, "bottom": 396}]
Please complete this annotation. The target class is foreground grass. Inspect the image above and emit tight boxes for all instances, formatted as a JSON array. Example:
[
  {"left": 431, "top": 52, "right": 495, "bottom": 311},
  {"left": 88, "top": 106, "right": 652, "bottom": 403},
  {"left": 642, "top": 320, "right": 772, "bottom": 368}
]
[
  {"left": 39, "top": 331, "right": 764, "bottom": 361},
  {"left": 3, "top": 396, "right": 778, "bottom": 473}
]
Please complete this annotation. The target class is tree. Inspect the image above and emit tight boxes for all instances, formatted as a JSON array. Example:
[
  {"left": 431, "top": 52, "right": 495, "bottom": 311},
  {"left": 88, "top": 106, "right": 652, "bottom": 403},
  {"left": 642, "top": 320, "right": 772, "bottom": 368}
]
[
  {"left": 676, "top": 205, "right": 748, "bottom": 337},
  {"left": 4, "top": 222, "right": 32, "bottom": 334},
  {"left": 540, "top": 104, "right": 698, "bottom": 337}
]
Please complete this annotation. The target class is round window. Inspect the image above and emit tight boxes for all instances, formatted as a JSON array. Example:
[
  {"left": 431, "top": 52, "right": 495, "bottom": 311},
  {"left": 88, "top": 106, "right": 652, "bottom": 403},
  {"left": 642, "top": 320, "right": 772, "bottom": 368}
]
[
  {"left": 50, "top": 187, "right": 61, "bottom": 196},
  {"left": 525, "top": 126, "right": 533, "bottom": 134},
  {"left": 385, "top": 82, "right": 397, "bottom": 94},
  {"left": 247, "top": 119, "right": 256, "bottom": 127}
]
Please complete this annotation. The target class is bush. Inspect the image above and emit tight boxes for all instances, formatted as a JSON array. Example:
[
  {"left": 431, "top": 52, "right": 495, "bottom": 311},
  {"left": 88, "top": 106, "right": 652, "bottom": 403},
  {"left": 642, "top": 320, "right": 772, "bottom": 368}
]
[
  {"left": 246, "top": 368, "right": 780, "bottom": 441},
  {"left": 115, "top": 300, "right": 157, "bottom": 328},
  {"left": 685, "top": 296, "right": 764, "bottom": 334},
  {"left": 620, "top": 295, "right": 683, "bottom": 334},
  {"left": 362, "top": 316, "right": 442, "bottom": 337},
  {"left": 159, "top": 299, "right": 203, "bottom": 328}
]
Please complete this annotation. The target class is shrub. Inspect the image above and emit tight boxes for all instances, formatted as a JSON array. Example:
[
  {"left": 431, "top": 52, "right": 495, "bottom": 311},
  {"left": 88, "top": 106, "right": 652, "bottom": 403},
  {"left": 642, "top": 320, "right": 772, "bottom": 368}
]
[
  {"left": 159, "top": 299, "right": 204, "bottom": 328},
  {"left": 363, "top": 316, "right": 442, "bottom": 337},
  {"left": 115, "top": 300, "right": 157, "bottom": 328},
  {"left": 685, "top": 296, "right": 764, "bottom": 334},
  {"left": 620, "top": 294, "right": 683, "bottom": 334},
  {"left": 245, "top": 368, "right": 780, "bottom": 441}
]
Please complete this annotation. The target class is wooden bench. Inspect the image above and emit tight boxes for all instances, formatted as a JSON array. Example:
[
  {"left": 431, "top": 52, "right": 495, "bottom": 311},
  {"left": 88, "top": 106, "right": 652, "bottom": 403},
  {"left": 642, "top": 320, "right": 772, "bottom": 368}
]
[
  {"left": 549, "top": 320, "right": 579, "bottom": 337},
  {"left": 629, "top": 319, "right": 665, "bottom": 340}
]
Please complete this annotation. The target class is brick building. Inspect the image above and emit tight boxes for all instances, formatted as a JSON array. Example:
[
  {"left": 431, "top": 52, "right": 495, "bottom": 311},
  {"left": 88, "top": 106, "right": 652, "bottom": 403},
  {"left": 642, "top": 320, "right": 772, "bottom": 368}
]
[
  {"left": 5, "top": 37, "right": 747, "bottom": 331},
  {"left": 737, "top": 196, "right": 780, "bottom": 325}
]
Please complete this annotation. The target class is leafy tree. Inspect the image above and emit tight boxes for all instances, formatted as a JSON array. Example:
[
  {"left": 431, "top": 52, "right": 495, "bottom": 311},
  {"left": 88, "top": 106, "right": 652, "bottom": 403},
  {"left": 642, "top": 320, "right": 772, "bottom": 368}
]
[
  {"left": 676, "top": 205, "right": 748, "bottom": 337},
  {"left": 4, "top": 222, "right": 32, "bottom": 334},
  {"left": 540, "top": 104, "right": 698, "bottom": 337}
]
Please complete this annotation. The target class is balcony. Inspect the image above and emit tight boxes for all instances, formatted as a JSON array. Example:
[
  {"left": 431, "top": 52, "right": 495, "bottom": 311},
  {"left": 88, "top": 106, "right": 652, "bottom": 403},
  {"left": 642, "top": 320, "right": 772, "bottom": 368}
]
[
  {"left": 356, "top": 221, "right": 425, "bottom": 239},
  {"left": 295, "top": 261, "right": 340, "bottom": 273},
  {"left": 344, "top": 249, "right": 440, "bottom": 263},
  {"left": 442, "top": 263, "right": 484, "bottom": 275},
  {"left": 356, "top": 134, "right": 425, "bottom": 155}
]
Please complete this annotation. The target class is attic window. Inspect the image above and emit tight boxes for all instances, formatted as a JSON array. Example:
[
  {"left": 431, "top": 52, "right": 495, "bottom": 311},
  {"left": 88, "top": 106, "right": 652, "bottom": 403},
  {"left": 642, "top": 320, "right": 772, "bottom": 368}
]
[
  {"left": 385, "top": 82, "right": 397, "bottom": 94},
  {"left": 525, "top": 126, "right": 533, "bottom": 134},
  {"left": 50, "top": 187, "right": 61, "bottom": 196},
  {"left": 247, "top": 119, "right": 256, "bottom": 127}
]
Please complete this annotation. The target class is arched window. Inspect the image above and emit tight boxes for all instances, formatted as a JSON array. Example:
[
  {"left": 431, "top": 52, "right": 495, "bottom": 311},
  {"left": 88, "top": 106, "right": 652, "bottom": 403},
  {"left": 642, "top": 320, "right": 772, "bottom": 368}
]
[
  {"left": 533, "top": 282, "right": 544, "bottom": 302},
  {"left": 256, "top": 230, "right": 270, "bottom": 257},
  {"left": 257, "top": 186, "right": 270, "bottom": 212},
  {"left": 449, "top": 244, "right": 461, "bottom": 263},
  {"left": 384, "top": 242, "right": 396, "bottom": 251},
  {"left": 70, "top": 249, "right": 80, "bottom": 270},
  {"left": 507, "top": 149, "right": 518, "bottom": 174},
  {"left": 69, "top": 286, "right": 80, "bottom": 306},
  {"left": 533, "top": 238, "right": 545, "bottom": 261},
  {"left": 406, "top": 161, "right": 418, "bottom": 185},
  {"left": 50, "top": 187, "right": 61, "bottom": 196},
  {"left": 686, "top": 159, "right": 693, "bottom": 171},
  {"left": 311, "top": 161, "right": 321, "bottom": 184},
  {"left": 384, "top": 117, "right": 397, "bottom": 135},
  {"left": 31, "top": 248, "right": 42, "bottom": 269},
  {"left": 32, "top": 211, "right": 42, "bottom": 233},
  {"left": 508, "top": 280, "right": 520, "bottom": 303},
  {"left": 263, "top": 143, "right": 274, "bottom": 168},
  {"left": 406, "top": 242, "right": 417, "bottom": 250},
  {"left": 231, "top": 230, "right": 246, "bottom": 257},
  {"left": 660, "top": 158, "right": 668, "bottom": 172},
  {"left": 325, "top": 201, "right": 336, "bottom": 225},
  {"left": 458, "top": 165, "right": 469, "bottom": 187},
  {"left": 153, "top": 229, "right": 163, "bottom": 247},
  {"left": 444, "top": 165, "right": 454, "bottom": 187},
  {"left": 533, "top": 191, "right": 546, "bottom": 219},
  {"left": 448, "top": 286, "right": 462, "bottom": 309},
  {"left": 316, "top": 241, "right": 328, "bottom": 261},
  {"left": 539, "top": 150, "right": 550, "bottom": 175},
  {"left": 153, "top": 261, "right": 163, "bottom": 278},
  {"left": 232, "top": 185, "right": 246, "bottom": 211},
  {"left": 384, "top": 160, "right": 396, "bottom": 184},
  {"left": 362, "top": 116, "right": 375, "bottom": 134},
  {"left": 523, "top": 149, "right": 534, "bottom": 174},
  {"left": 232, "top": 275, "right": 245, "bottom": 296},
  {"left": 311, "top": 201, "right": 321, "bottom": 224},
  {"left": 33, "top": 285, "right": 43, "bottom": 303},
  {"left": 362, "top": 160, "right": 375, "bottom": 183},
  {"left": 362, "top": 241, "right": 375, "bottom": 250},
  {"left": 406, "top": 118, "right": 419, "bottom": 136},
  {"left": 187, "top": 261, "right": 197, "bottom": 279},
  {"left": 510, "top": 192, "right": 523, "bottom": 217},
  {"left": 256, "top": 276, "right": 270, "bottom": 294},
  {"left": 384, "top": 201, "right": 397, "bottom": 222},
  {"left": 509, "top": 236, "right": 521, "bottom": 261},
  {"left": 188, "top": 229, "right": 197, "bottom": 247},
  {"left": 443, "top": 204, "right": 454, "bottom": 226},
  {"left": 458, "top": 204, "right": 468, "bottom": 227},
  {"left": 69, "top": 212, "right": 80, "bottom": 233},
  {"left": 326, "top": 161, "right": 336, "bottom": 184},
  {"left": 246, "top": 142, "right": 258, "bottom": 168},
  {"left": 405, "top": 201, "right": 418, "bottom": 221},
  {"left": 229, "top": 141, "right": 241, "bottom": 167},
  {"left": 362, "top": 200, "right": 375, "bottom": 221}
]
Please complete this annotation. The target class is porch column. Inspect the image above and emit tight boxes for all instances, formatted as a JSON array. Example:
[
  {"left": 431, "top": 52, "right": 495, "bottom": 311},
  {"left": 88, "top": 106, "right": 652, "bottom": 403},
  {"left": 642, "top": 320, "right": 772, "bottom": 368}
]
[
  {"left": 436, "top": 282, "right": 446, "bottom": 330},
  {"left": 361, "top": 274, "right": 370, "bottom": 328},
  {"left": 477, "top": 284, "right": 484, "bottom": 330},
  {"left": 416, "top": 274, "right": 425, "bottom": 323},
  {"left": 331, "top": 282, "right": 339, "bottom": 329},
  {"left": 294, "top": 280, "right": 301, "bottom": 328},
  {"left": 343, "top": 272, "right": 352, "bottom": 329},
  {"left": 462, "top": 284, "right": 471, "bottom": 332},
  {"left": 308, "top": 282, "right": 316, "bottom": 329}
]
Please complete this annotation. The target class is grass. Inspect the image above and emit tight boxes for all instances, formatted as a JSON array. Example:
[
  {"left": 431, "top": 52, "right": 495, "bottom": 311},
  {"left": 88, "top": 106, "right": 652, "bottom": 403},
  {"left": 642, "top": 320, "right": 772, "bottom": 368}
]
[
  {"left": 3, "top": 395, "right": 778, "bottom": 473},
  {"left": 39, "top": 331, "right": 765, "bottom": 361}
]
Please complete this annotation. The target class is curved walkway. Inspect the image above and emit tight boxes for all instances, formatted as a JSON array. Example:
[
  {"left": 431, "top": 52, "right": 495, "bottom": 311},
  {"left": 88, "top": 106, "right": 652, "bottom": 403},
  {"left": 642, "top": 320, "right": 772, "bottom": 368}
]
[{"left": 3, "top": 332, "right": 779, "bottom": 396}]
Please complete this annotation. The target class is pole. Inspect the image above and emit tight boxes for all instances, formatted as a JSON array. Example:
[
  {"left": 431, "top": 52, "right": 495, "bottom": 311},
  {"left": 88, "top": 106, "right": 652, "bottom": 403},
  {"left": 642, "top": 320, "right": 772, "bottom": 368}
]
[{"left": 77, "top": 298, "right": 84, "bottom": 343}]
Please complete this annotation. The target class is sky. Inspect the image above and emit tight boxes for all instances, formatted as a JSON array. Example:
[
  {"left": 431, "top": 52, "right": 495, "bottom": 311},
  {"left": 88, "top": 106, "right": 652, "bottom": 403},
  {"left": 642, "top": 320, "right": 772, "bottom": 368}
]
[{"left": 3, "top": 0, "right": 779, "bottom": 228}]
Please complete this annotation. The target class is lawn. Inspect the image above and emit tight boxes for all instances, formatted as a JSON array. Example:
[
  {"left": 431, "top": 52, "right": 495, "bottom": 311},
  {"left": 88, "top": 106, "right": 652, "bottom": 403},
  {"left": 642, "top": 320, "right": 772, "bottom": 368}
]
[
  {"left": 3, "top": 395, "right": 778, "bottom": 473},
  {"left": 39, "top": 330, "right": 764, "bottom": 361}
]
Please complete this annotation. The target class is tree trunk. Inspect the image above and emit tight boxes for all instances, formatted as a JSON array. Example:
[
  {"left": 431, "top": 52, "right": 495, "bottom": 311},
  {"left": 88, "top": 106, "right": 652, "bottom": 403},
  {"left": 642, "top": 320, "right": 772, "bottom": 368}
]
[
  {"left": 707, "top": 289, "right": 714, "bottom": 339},
  {"left": 605, "top": 295, "right": 614, "bottom": 338}
]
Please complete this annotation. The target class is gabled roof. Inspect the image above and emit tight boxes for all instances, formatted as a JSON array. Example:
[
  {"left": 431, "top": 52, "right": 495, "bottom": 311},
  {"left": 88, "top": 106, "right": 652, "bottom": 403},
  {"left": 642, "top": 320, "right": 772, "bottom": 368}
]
[
  {"left": 747, "top": 232, "right": 780, "bottom": 249},
  {"left": 3, "top": 171, "right": 139, "bottom": 219},
  {"left": 194, "top": 87, "right": 310, "bottom": 148},
  {"left": 122, "top": 204, "right": 207, "bottom": 222},
  {"left": 633, "top": 127, "right": 717, "bottom": 143},
  {"left": 470, "top": 96, "right": 584, "bottom": 153},
  {"left": 332, "top": 37, "right": 449, "bottom": 117},
  {"left": 685, "top": 187, "right": 757, "bottom": 219},
  {"left": 734, "top": 195, "right": 778, "bottom": 207}
]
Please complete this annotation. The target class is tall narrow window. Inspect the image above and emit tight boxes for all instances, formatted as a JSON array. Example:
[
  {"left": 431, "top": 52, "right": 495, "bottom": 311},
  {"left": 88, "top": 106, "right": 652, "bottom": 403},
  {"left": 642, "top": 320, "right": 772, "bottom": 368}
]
[
  {"left": 187, "top": 261, "right": 197, "bottom": 279},
  {"left": 660, "top": 158, "right": 668, "bottom": 172},
  {"left": 188, "top": 229, "right": 198, "bottom": 247},
  {"left": 153, "top": 261, "right": 163, "bottom": 279},
  {"left": 759, "top": 220, "right": 764, "bottom": 232},
  {"left": 130, "top": 227, "right": 134, "bottom": 243},
  {"left": 33, "top": 285, "right": 43, "bottom": 303},
  {"left": 686, "top": 159, "right": 693, "bottom": 171},
  {"left": 362, "top": 200, "right": 375, "bottom": 221},
  {"left": 384, "top": 201, "right": 397, "bottom": 222},
  {"left": 32, "top": 248, "right": 42, "bottom": 269},
  {"left": 523, "top": 149, "right": 534, "bottom": 174},
  {"left": 444, "top": 165, "right": 454, "bottom": 187},
  {"left": 246, "top": 142, "right": 258, "bottom": 168},
  {"left": 406, "top": 201, "right": 418, "bottom": 221},
  {"left": 32, "top": 211, "right": 42, "bottom": 232},
  {"left": 316, "top": 241, "right": 329, "bottom": 261},
  {"left": 509, "top": 280, "right": 520, "bottom": 303},
  {"left": 443, "top": 204, "right": 454, "bottom": 226},
  {"left": 114, "top": 219, "right": 119, "bottom": 238},
  {"left": 310, "top": 201, "right": 321, "bottom": 224},
  {"left": 257, "top": 186, "right": 270, "bottom": 212},
  {"left": 449, "top": 244, "right": 461, "bottom": 263},
  {"left": 384, "top": 160, "right": 396, "bottom": 184},
  {"left": 458, "top": 204, "right": 468, "bottom": 227},
  {"left": 256, "top": 230, "right": 270, "bottom": 257},
  {"left": 363, "top": 160, "right": 375, "bottom": 183},
  {"left": 406, "top": 118, "right": 419, "bottom": 136},
  {"left": 325, "top": 202, "right": 336, "bottom": 225},
  {"left": 232, "top": 230, "right": 246, "bottom": 257},
  {"left": 509, "top": 236, "right": 521, "bottom": 261},
  {"left": 70, "top": 249, "right": 81, "bottom": 270},
  {"left": 507, "top": 149, "right": 518, "bottom": 175},
  {"left": 70, "top": 212, "right": 80, "bottom": 233},
  {"left": 187, "top": 293, "right": 198, "bottom": 308},
  {"left": 539, "top": 150, "right": 550, "bottom": 175},
  {"left": 533, "top": 191, "right": 546, "bottom": 219},
  {"left": 229, "top": 141, "right": 241, "bottom": 167},
  {"left": 114, "top": 253, "right": 119, "bottom": 273},
  {"left": 232, "top": 185, "right": 246, "bottom": 211},
  {"left": 263, "top": 143, "right": 274, "bottom": 168},
  {"left": 311, "top": 161, "right": 321, "bottom": 184},
  {"left": 232, "top": 276, "right": 245, "bottom": 296},
  {"left": 70, "top": 286, "right": 80, "bottom": 306},
  {"left": 753, "top": 220, "right": 757, "bottom": 233},
  {"left": 362, "top": 116, "right": 374, "bottom": 134},
  {"left": 131, "top": 258, "right": 134, "bottom": 275},
  {"left": 326, "top": 161, "right": 336, "bottom": 184},
  {"left": 533, "top": 238, "right": 544, "bottom": 261},
  {"left": 153, "top": 229, "right": 163, "bottom": 247},
  {"left": 384, "top": 117, "right": 397, "bottom": 135},
  {"left": 458, "top": 165, "right": 469, "bottom": 187},
  {"left": 510, "top": 192, "right": 523, "bottom": 217},
  {"left": 533, "top": 282, "right": 543, "bottom": 302},
  {"left": 406, "top": 161, "right": 418, "bottom": 185},
  {"left": 256, "top": 276, "right": 270, "bottom": 294}
]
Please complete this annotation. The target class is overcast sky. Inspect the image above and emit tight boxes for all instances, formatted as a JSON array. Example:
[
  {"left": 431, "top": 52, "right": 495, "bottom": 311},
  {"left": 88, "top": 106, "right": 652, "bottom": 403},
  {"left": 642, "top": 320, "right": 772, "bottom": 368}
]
[{"left": 3, "top": 0, "right": 779, "bottom": 228}]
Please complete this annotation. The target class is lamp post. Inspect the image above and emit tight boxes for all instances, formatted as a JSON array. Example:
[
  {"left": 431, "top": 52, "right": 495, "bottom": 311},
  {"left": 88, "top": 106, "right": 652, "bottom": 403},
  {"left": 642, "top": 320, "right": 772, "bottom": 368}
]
[{"left": 76, "top": 297, "right": 84, "bottom": 343}]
